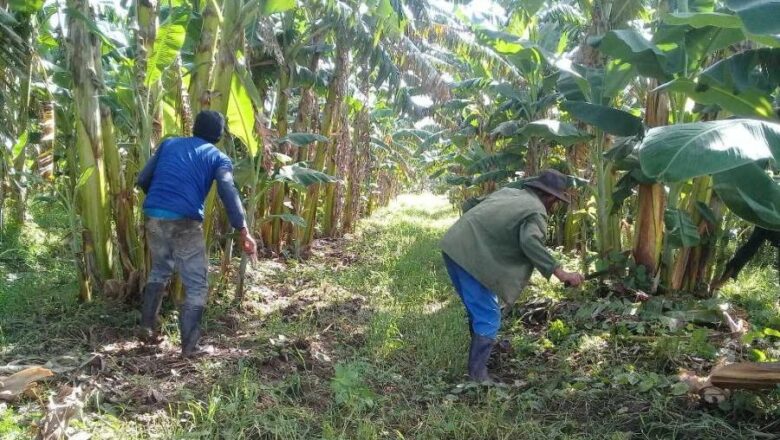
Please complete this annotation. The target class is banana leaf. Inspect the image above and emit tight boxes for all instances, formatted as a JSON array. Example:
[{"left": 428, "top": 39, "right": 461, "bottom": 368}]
[
  {"left": 638, "top": 119, "right": 780, "bottom": 182},
  {"left": 700, "top": 48, "right": 780, "bottom": 94},
  {"left": 592, "top": 29, "right": 672, "bottom": 80},
  {"left": 261, "top": 0, "right": 296, "bottom": 15},
  {"left": 665, "top": 208, "right": 701, "bottom": 248},
  {"left": 657, "top": 78, "right": 775, "bottom": 118},
  {"left": 277, "top": 133, "right": 329, "bottom": 147},
  {"left": 145, "top": 7, "right": 189, "bottom": 87},
  {"left": 519, "top": 119, "right": 591, "bottom": 146},
  {"left": 713, "top": 163, "right": 780, "bottom": 230},
  {"left": 725, "top": 0, "right": 780, "bottom": 35},
  {"left": 663, "top": 12, "right": 743, "bottom": 29},
  {"left": 562, "top": 101, "right": 644, "bottom": 137},
  {"left": 9, "top": 0, "right": 43, "bottom": 14},
  {"left": 638, "top": 119, "right": 780, "bottom": 230},
  {"left": 276, "top": 164, "right": 337, "bottom": 188},
  {"left": 227, "top": 74, "right": 258, "bottom": 156}
]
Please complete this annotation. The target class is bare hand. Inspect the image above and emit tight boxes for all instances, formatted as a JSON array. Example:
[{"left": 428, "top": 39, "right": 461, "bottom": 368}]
[
  {"left": 240, "top": 228, "right": 258, "bottom": 263},
  {"left": 555, "top": 267, "right": 585, "bottom": 287}
]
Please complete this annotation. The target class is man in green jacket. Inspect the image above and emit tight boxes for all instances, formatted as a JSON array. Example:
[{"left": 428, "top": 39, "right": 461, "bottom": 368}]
[{"left": 441, "top": 169, "right": 584, "bottom": 381}]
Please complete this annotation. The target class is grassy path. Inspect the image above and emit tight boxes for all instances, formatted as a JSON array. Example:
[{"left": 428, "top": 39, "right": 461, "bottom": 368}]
[
  {"left": 3, "top": 194, "right": 780, "bottom": 439},
  {"left": 164, "top": 193, "right": 780, "bottom": 439}
]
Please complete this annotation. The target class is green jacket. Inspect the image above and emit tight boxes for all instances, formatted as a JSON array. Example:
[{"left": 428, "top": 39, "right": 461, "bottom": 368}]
[{"left": 441, "top": 187, "right": 560, "bottom": 305}]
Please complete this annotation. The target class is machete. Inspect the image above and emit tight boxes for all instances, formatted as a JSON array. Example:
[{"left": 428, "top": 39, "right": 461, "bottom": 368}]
[
  {"left": 563, "top": 266, "right": 652, "bottom": 301},
  {"left": 563, "top": 266, "right": 620, "bottom": 287},
  {"left": 584, "top": 267, "right": 616, "bottom": 280}
]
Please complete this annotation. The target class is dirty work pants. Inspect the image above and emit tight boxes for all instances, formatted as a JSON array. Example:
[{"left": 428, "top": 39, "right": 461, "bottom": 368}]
[
  {"left": 442, "top": 252, "right": 500, "bottom": 339},
  {"left": 145, "top": 218, "right": 209, "bottom": 308}
]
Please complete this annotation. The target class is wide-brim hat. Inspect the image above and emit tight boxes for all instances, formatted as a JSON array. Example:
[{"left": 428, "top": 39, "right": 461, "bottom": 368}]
[{"left": 524, "top": 169, "right": 571, "bottom": 204}]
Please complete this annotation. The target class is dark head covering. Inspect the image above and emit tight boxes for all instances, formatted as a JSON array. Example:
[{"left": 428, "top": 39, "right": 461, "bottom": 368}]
[
  {"left": 524, "top": 169, "right": 571, "bottom": 204},
  {"left": 193, "top": 110, "right": 225, "bottom": 143}
]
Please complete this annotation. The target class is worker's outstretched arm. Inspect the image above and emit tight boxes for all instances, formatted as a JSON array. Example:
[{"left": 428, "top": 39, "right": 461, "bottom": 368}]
[
  {"left": 215, "top": 167, "right": 247, "bottom": 230},
  {"left": 215, "top": 167, "right": 257, "bottom": 258},
  {"left": 518, "top": 214, "right": 583, "bottom": 286}
]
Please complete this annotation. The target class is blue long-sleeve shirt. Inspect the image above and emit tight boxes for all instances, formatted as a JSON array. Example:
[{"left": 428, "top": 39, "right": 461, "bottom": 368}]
[{"left": 137, "top": 136, "right": 247, "bottom": 230}]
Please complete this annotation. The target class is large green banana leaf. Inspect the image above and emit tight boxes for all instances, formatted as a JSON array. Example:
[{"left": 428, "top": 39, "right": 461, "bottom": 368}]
[
  {"left": 662, "top": 8, "right": 780, "bottom": 47},
  {"left": 276, "top": 164, "right": 337, "bottom": 188},
  {"left": 145, "top": 7, "right": 189, "bottom": 87},
  {"left": 725, "top": 0, "right": 780, "bottom": 35},
  {"left": 638, "top": 119, "right": 780, "bottom": 182},
  {"left": 562, "top": 101, "right": 644, "bottom": 137},
  {"left": 665, "top": 208, "right": 701, "bottom": 248},
  {"left": 593, "top": 29, "right": 671, "bottom": 80},
  {"left": 278, "top": 133, "right": 329, "bottom": 147},
  {"left": 518, "top": 119, "right": 591, "bottom": 146},
  {"left": 663, "top": 12, "right": 743, "bottom": 29},
  {"left": 657, "top": 78, "right": 775, "bottom": 118},
  {"left": 700, "top": 48, "right": 780, "bottom": 94},
  {"left": 713, "top": 162, "right": 780, "bottom": 230},
  {"left": 490, "top": 119, "right": 590, "bottom": 145},
  {"left": 660, "top": 48, "right": 780, "bottom": 118},
  {"left": 637, "top": 119, "right": 780, "bottom": 229},
  {"left": 261, "top": 0, "right": 296, "bottom": 15},
  {"left": 227, "top": 74, "right": 258, "bottom": 156}
]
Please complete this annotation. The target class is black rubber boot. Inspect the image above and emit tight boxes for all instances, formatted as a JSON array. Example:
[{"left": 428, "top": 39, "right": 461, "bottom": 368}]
[
  {"left": 468, "top": 334, "right": 495, "bottom": 382},
  {"left": 140, "top": 282, "right": 165, "bottom": 343},
  {"left": 179, "top": 304, "right": 205, "bottom": 357}
]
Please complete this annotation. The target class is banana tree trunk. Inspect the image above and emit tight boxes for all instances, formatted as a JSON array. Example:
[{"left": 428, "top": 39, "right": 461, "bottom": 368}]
[
  {"left": 633, "top": 82, "right": 669, "bottom": 276},
  {"left": 135, "top": 0, "right": 158, "bottom": 163},
  {"left": 302, "top": 34, "right": 349, "bottom": 246},
  {"left": 174, "top": 56, "right": 193, "bottom": 135},
  {"left": 563, "top": 140, "right": 589, "bottom": 252},
  {"left": 67, "top": 0, "right": 113, "bottom": 282},
  {"left": 208, "top": 0, "right": 239, "bottom": 114},
  {"left": 0, "top": 152, "right": 5, "bottom": 233},
  {"left": 592, "top": 130, "right": 621, "bottom": 255},
  {"left": 524, "top": 138, "right": 538, "bottom": 176},
  {"left": 202, "top": 0, "right": 239, "bottom": 253},
  {"left": 12, "top": 55, "right": 33, "bottom": 225},
  {"left": 269, "top": 69, "right": 290, "bottom": 252},
  {"left": 342, "top": 72, "right": 370, "bottom": 232},
  {"left": 290, "top": 43, "right": 322, "bottom": 252},
  {"left": 102, "top": 104, "right": 138, "bottom": 278},
  {"left": 327, "top": 108, "right": 352, "bottom": 236},
  {"left": 321, "top": 103, "right": 347, "bottom": 237},
  {"left": 670, "top": 176, "right": 713, "bottom": 291},
  {"left": 188, "top": 0, "right": 221, "bottom": 114},
  {"left": 633, "top": 183, "right": 665, "bottom": 273}
]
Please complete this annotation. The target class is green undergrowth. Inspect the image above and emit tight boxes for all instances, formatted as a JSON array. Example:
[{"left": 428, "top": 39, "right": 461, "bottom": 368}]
[
  {"left": 169, "top": 194, "right": 780, "bottom": 439},
  {"left": 3, "top": 194, "right": 780, "bottom": 439}
]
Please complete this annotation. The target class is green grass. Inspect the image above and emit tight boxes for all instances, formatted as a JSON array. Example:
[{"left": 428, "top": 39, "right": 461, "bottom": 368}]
[{"left": 4, "top": 194, "right": 780, "bottom": 438}]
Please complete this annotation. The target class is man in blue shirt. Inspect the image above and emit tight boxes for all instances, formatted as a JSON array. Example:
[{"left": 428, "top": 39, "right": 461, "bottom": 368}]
[{"left": 136, "top": 110, "right": 257, "bottom": 357}]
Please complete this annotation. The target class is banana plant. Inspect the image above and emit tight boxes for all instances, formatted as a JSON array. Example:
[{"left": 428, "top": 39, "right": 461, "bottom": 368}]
[
  {"left": 557, "top": 58, "right": 640, "bottom": 255},
  {"left": 638, "top": 119, "right": 780, "bottom": 231},
  {"left": 577, "top": 0, "right": 776, "bottom": 287},
  {"left": 232, "top": 136, "right": 335, "bottom": 301}
]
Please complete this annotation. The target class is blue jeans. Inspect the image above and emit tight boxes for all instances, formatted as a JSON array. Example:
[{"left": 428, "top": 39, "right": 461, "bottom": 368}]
[
  {"left": 442, "top": 253, "right": 500, "bottom": 339},
  {"left": 146, "top": 218, "right": 209, "bottom": 308}
]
